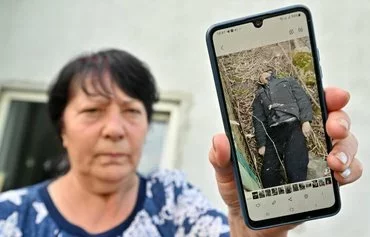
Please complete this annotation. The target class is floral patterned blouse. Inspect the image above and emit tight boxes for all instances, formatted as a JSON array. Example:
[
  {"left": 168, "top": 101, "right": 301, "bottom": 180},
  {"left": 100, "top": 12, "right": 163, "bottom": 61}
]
[{"left": 0, "top": 169, "right": 230, "bottom": 237}]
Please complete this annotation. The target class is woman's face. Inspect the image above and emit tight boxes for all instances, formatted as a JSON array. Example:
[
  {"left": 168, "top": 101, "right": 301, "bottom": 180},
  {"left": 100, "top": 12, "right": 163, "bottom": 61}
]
[{"left": 61, "top": 75, "right": 148, "bottom": 183}]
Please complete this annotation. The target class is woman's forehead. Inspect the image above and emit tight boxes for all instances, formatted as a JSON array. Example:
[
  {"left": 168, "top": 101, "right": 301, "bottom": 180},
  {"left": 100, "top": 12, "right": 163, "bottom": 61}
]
[
  {"left": 69, "top": 73, "right": 138, "bottom": 104},
  {"left": 72, "top": 86, "right": 138, "bottom": 104}
]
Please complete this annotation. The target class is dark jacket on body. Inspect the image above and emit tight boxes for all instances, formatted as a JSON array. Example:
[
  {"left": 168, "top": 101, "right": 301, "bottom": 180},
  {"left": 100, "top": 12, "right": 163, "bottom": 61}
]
[{"left": 252, "top": 76, "right": 313, "bottom": 148}]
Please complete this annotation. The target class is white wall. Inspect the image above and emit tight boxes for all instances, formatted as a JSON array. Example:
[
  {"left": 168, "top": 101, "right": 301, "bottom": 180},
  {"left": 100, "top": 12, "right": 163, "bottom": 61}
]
[{"left": 0, "top": 1, "right": 369, "bottom": 236}]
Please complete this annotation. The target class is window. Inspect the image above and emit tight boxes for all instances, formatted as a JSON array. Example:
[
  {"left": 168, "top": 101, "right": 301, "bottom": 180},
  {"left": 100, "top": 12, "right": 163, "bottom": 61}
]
[{"left": 0, "top": 82, "right": 190, "bottom": 192}]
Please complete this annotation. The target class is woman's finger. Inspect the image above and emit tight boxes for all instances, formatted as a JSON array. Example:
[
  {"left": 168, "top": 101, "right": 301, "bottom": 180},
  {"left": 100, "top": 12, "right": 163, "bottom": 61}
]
[
  {"left": 327, "top": 133, "right": 361, "bottom": 185},
  {"left": 332, "top": 157, "right": 363, "bottom": 185},
  {"left": 324, "top": 87, "right": 350, "bottom": 112},
  {"left": 326, "top": 110, "right": 351, "bottom": 140}
]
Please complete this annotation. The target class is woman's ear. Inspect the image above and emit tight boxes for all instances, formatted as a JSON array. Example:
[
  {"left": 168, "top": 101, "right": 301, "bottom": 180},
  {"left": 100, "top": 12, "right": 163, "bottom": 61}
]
[
  {"left": 59, "top": 120, "right": 68, "bottom": 148},
  {"left": 61, "top": 134, "right": 68, "bottom": 148}
]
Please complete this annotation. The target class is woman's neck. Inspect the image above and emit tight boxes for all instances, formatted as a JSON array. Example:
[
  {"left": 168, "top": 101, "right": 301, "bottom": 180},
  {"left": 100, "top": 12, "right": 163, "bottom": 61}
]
[{"left": 48, "top": 171, "right": 140, "bottom": 234}]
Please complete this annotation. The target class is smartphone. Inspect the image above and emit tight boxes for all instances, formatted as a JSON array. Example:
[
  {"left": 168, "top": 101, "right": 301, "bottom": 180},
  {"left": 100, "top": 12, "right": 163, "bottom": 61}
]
[{"left": 206, "top": 5, "right": 340, "bottom": 229}]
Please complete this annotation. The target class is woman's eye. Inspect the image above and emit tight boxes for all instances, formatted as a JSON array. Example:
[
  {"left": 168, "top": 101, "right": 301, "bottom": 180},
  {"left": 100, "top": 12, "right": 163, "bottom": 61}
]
[
  {"left": 83, "top": 108, "right": 100, "bottom": 113},
  {"left": 125, "top": 109, "right": 141, "bottom": 114}
]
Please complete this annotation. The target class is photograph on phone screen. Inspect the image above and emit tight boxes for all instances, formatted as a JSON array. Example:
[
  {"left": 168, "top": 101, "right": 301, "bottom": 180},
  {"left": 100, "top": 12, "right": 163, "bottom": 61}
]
[{"left": 216, "top": 36, "right": 330, "bottom": 191}]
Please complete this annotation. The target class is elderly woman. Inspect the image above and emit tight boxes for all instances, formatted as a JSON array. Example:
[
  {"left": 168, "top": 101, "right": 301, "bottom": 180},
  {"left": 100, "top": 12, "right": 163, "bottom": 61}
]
[{"left": 0, "top": 49, "right": 362, "bottom": 236}]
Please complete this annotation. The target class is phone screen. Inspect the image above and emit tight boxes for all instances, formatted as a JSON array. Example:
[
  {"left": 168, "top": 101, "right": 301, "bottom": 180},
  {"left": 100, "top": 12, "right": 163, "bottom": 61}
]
[{"left": 211, "top": 9, "right": 337, "bottom": 222}]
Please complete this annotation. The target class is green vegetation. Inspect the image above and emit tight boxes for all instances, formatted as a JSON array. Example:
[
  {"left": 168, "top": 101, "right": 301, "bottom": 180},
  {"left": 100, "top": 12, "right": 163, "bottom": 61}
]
[{"left": 292, "top": 52, "right": 314, "bottom": 73}]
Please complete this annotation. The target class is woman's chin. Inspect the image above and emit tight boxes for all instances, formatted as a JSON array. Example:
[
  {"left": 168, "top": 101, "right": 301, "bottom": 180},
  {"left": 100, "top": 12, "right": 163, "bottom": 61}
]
[{"left": 94, "top": 165, "right": 134, "bottom": 183}]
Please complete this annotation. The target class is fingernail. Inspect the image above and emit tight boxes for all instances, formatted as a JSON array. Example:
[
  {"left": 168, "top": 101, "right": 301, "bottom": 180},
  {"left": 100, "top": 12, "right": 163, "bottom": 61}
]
[
  {"left": 212, "top": 136, "right": 216, "bottom": 151},
  {"left": 336, "top": 152, "right": 348, "bottom": 165},
  {"left": 345, "top": 90, "right": 351, "bottom": 101},
  {"left": 338, "top": 118, "right": 349, "bottom": 130},
  {"left": 340, "top": 167, "right": 351, "bottom": 178}
]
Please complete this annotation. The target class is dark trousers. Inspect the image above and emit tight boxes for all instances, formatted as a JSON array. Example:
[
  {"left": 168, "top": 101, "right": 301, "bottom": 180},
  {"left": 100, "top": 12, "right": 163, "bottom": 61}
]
[{"left": 261, "top": 121, "right": 309, "bottom": 188}]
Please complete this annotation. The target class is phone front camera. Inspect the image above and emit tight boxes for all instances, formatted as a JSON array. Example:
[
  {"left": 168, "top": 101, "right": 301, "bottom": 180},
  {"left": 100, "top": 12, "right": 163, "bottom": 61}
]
[{"left": 253, "top": 19, "right": 263, "bottom": 28}]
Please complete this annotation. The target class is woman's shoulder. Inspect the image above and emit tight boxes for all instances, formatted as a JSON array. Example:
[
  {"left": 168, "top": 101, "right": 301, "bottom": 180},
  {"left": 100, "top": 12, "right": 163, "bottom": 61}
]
[
  {"left": 140, "top": 169, "right": 229, "bottom": 236},
  {"left": 143, "top": 168, "right": 198, "bottom": 202},
  {"left": 143, "top": 168, "right": 213, "bottom": 210},
  {"left": 145, "top": 168, "right": 188, "bottom": 185},
  {"left": 144, "top": 168, "right": 202, "bottom": 196},
  {"left": 0, "top": 181, "right": 50, "bottom": 219}
]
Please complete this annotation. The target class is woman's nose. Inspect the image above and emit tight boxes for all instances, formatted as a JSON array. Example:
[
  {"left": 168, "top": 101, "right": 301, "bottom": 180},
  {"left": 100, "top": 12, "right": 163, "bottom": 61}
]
[{"left": 102, "top": 110, "right": 126, "bottom": 141}]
